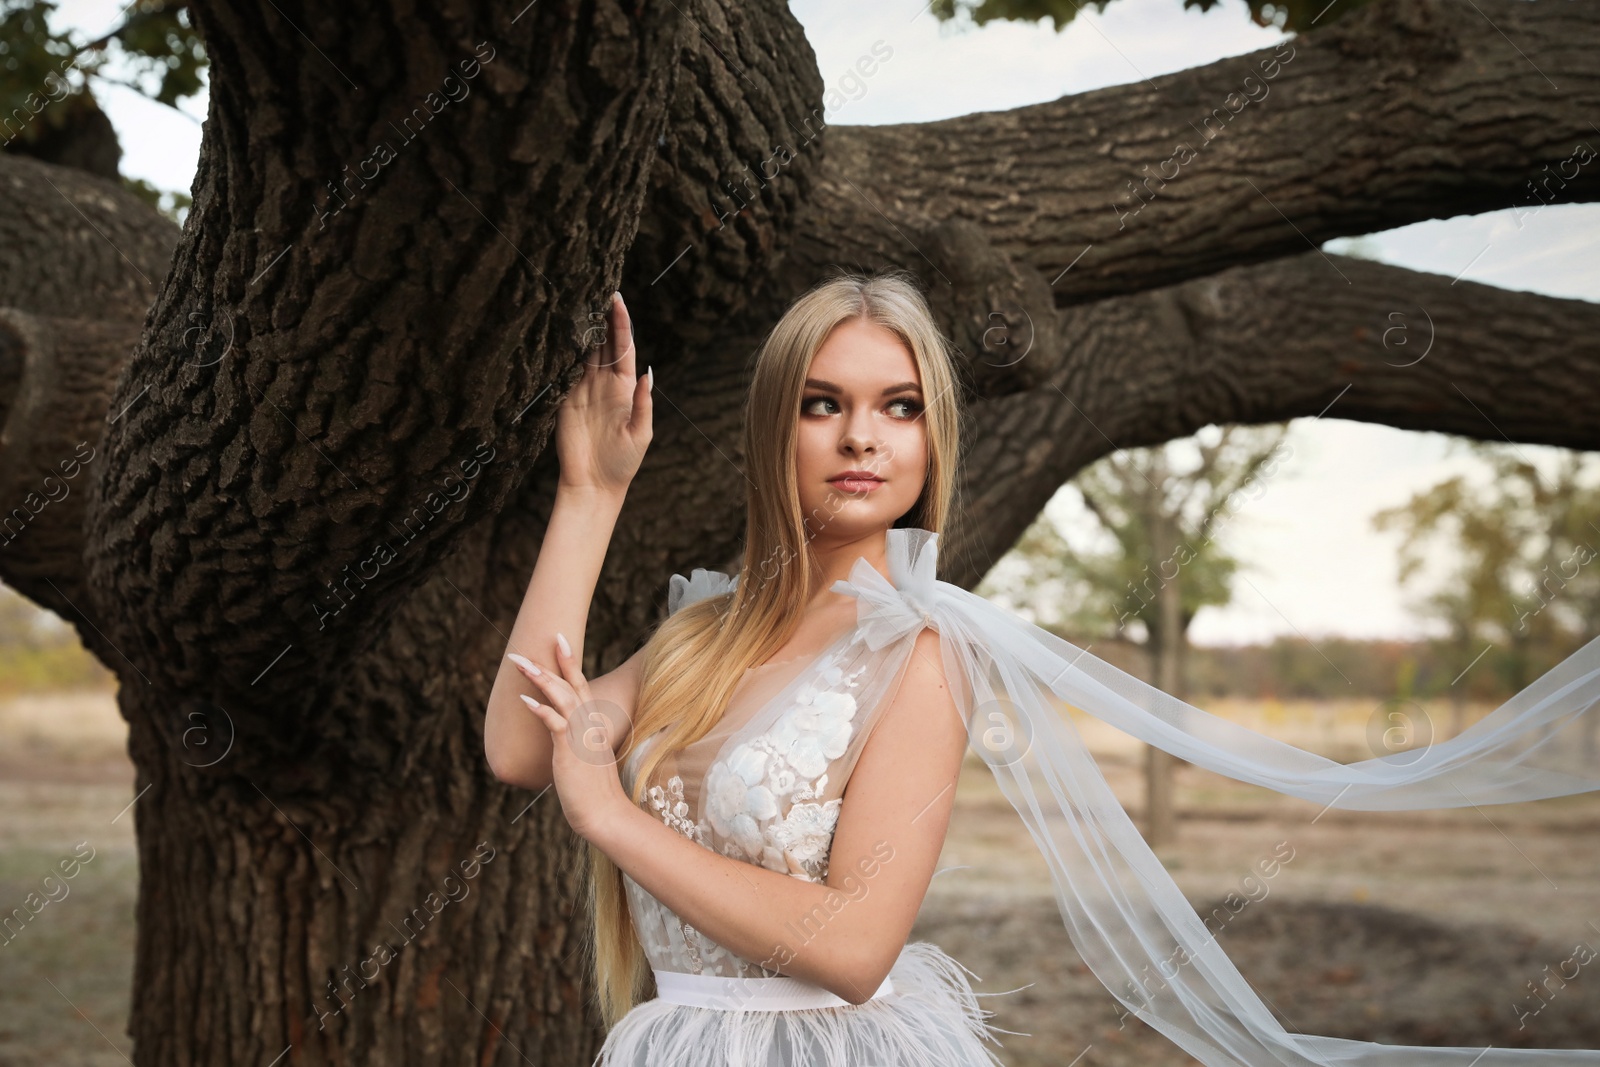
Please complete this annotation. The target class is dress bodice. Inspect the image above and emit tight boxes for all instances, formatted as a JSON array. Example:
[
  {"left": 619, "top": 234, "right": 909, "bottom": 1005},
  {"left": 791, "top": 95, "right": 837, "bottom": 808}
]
[{"left": 619, "top": 569, "right": 925, "bottom": 980}]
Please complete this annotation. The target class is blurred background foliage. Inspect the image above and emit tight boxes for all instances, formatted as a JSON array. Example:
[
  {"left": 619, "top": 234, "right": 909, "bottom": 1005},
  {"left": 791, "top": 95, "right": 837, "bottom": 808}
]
[
  {"left": 1, "top": 0, "right": 202, "bottom": 221},
  {"left": 0, "top": 583, "right": 113, "bottom": 695}
]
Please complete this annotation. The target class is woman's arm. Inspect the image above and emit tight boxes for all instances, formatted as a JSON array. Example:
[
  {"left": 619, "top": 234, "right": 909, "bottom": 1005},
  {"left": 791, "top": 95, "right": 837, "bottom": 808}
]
[
  {"left": 484, "top": 484, "right": 627, "bottom": 791},
  {"left": 483, "top": 291, "right": 652, "bottom": 792},
  {"left": 586, "top": 627, "right": 969, "bottom": 1004}
]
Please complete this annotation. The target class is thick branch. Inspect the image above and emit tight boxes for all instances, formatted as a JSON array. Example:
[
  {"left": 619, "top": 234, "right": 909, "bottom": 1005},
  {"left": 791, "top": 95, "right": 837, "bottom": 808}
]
[
  {"left": 826, "top": 0, "right": 1600, "bottom": 305},
  {"left": 2, "top": 92, "right": 125, "bottom": 179},
  {"left": 620, "top": 0, "right": 829, "bottom": 350},
  {"left": 0, "top": 310, "right": 139, "bottom": 630},
  {"left": 0, "top": 154, "right": 177, "bottom": 318}
]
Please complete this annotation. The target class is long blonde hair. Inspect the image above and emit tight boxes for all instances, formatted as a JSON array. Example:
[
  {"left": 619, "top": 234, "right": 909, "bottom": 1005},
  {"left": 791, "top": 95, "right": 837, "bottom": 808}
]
[{"left": 580, "top": 267, "right": 966, "bottom": 1028}]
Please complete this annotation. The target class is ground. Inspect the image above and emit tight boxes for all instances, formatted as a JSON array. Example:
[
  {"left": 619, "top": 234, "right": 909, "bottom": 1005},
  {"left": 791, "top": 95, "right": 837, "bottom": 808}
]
[{"left": 1, "top": 690, "right": 1595, "bottom": 1065}]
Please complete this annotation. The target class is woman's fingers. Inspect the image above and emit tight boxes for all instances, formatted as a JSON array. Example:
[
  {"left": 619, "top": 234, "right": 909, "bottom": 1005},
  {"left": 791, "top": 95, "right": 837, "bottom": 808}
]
[
  {"left": 547, "top": 634, "right": 625, "bottom": 762},
  {"left": 507, "top": 652, "right": 577, "bottom": 710},
  {"left": 519, "top": 693, "right": 563, "bottom": 733},
  {"left": 507, "top": 652, "right": 550, "bottom": 690},
  {"left": 518, "top": 671, "right": 617, "bottom": 791},
  {"left": 507, "top": 636, "right": 615, "bottom": 761},
  {"left": 589, "top": 292, "right": 625, "bottom": 370},
  {"left": 609, "top": 292, "right": 636, "bottom": 378},
  {"left": 552, "top": 631, "right": 591, "bottom": 695}
]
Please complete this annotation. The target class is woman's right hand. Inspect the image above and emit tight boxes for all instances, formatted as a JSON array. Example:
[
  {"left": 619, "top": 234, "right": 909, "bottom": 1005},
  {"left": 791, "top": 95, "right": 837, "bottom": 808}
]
[{"left": 555, "top": 291, "right": 653, "bottom": 495}]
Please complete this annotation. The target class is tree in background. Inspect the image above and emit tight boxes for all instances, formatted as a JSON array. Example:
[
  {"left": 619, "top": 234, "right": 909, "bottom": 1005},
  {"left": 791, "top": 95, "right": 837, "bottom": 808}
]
[
  {"left": 1373, "top": 444, "right": 1600, "bottom": 748},
  {"left": 981, "top": 423, "right": 1292, "bottom": 846}
]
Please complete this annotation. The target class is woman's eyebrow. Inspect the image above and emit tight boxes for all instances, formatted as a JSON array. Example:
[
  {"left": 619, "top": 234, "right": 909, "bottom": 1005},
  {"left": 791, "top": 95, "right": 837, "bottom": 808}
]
[{"left": 804, "top": 378, "right": 923, "bottom": 396}]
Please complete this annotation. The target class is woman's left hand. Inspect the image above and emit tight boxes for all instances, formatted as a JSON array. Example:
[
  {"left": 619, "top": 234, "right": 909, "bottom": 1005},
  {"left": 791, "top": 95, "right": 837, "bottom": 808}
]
[{"left": 507, "top": 635, "right": 629, "bottom": 842}]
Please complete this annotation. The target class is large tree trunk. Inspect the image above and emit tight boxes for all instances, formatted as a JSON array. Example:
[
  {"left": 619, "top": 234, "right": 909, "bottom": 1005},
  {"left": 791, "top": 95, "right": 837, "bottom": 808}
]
[
  {"left": 0, "top": 0, "right": 1594, "bottom": 1060},
  {"left": 119, "top": 529, "right": 619, "bottom": 1065},
  {"left": 79, "top": 2, "right": 692, "bottom": 1063}
]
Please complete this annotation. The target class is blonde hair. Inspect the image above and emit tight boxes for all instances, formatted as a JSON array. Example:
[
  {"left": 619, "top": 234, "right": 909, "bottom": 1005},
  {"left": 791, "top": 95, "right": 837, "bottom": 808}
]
[{"left": 579, "top": 266, "right": 965, "bottom": 1028}]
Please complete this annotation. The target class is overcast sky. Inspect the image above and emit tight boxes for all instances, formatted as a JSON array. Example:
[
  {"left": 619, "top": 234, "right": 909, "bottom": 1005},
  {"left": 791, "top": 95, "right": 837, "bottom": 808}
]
[{"left": 51, "top": 0, "right": 1600, "bottom": 645}]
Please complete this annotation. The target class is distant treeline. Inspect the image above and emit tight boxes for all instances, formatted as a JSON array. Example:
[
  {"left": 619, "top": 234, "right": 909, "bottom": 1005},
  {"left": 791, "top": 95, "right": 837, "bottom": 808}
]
[
  {"left": 0, "top": 577, "right": 1581, "bottom": 705},
  {"left": 0, "top": 585, "right": 114, "bottom": 695},
  {"left": 1068, "top": 631, "right": 1584, "bottom": 703}
]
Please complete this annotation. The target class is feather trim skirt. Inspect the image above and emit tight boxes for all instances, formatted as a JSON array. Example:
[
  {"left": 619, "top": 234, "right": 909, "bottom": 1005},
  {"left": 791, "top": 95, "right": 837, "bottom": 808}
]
[{"left": 593, "top": 940, "right": 1015, "bottom": 1067}]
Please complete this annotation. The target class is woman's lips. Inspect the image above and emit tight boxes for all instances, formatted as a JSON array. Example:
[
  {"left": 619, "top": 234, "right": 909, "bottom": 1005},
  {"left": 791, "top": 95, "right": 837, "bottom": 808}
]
[{"left": 829, "top": 477, "right": 884, "bottom": 493}]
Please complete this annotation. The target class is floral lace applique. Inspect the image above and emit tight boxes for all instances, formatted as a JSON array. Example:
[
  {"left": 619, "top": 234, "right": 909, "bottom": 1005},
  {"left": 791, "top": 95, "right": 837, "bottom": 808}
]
[
  {"left": 704, "top": 651, "right": 867, "bottom": 882},
  {"left": 643, "top": 773, "right": 715, "bottom": 973},
  {"left": 646, "top": 774, "right": 708, "bottom": 844},
  {"left": 767, "top": 796, "right": 844, "bottom": 881}
]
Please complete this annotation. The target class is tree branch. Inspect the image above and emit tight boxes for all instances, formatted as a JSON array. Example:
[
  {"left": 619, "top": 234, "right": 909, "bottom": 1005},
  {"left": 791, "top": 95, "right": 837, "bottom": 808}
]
[
  {"left": 0, "top": 309, "right": 140, "bottom": 635},
  {"left": 826, "top": 0, "right": 1599, "bottom": 305},
  {"left": 0, "top": 154, "right": 177, "bottom": 316},
  {"left": 938, "top": 253, "right": 1600, "bottom": 586}
]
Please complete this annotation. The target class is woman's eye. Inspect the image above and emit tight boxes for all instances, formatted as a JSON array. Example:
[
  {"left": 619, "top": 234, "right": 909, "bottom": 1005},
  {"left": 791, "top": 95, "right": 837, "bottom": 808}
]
[{"left": 803, "top": 396, "right": 923, "bottom": 417}]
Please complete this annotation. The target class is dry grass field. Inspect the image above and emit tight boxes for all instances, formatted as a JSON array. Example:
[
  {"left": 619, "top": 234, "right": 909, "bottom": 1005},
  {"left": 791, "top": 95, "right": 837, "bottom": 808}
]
[{"left": 1, "top": 689, "right": 1596, "bottom": 1066}]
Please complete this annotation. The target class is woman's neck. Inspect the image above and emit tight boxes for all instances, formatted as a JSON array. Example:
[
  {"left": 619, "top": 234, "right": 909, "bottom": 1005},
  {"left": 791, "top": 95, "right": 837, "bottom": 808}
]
[{"left": 803, "top": 526, "right": 890, "bottom": 611}]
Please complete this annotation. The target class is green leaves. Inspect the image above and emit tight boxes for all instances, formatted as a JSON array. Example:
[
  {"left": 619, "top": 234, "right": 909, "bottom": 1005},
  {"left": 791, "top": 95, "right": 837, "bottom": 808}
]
[
  {"left": 111, "top": 1, "right": 205, "bottom": 108},
  {"left": 0, "top": 0, "right": 206, "bottom": 152}
]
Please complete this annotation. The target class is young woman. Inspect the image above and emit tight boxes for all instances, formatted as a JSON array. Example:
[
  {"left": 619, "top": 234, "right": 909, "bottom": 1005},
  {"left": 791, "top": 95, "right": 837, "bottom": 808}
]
[
  {"left": 485, "top": 271, "right": 1600, "bottom": 1067},
  {"left": 485, "top": 270, "right": 1010, "bottom": 1065}
]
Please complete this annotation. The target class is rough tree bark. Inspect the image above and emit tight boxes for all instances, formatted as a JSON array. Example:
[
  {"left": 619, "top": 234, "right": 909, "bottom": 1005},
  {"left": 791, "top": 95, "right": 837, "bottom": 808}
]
[
  {"left": 0, "top": 0, "right": 1594, "bottom": 1061},
  {"left": 83, "top": 3, "right": 693, "bottom": 1065}
]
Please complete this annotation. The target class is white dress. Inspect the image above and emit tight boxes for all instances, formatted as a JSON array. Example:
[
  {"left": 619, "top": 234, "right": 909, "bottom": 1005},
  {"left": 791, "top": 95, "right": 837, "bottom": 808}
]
[{"left": 593, "top": 560, "right": 1015, "bottom": 1067}]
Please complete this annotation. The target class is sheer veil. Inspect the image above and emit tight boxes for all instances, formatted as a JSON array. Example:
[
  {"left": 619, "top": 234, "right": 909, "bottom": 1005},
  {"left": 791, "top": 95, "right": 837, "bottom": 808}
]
[{"left": 810, "top": 526, "right": 1600, "bottom": 1067}]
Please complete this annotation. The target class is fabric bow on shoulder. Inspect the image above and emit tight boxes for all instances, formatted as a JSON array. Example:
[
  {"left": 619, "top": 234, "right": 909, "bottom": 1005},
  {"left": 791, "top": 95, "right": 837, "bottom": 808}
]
[
  {"left": 830, "top": 527, "right": 942, "bottom": 651},
  {"left": 667, "top": 567, "right": 739, "bottom": 615}
]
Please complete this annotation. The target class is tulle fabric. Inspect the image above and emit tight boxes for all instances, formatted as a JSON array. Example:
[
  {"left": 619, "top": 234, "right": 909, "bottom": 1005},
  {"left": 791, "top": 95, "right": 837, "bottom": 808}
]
[
  {"left": 593, "top": 940, "right": 1012, "bottom": 1067},
  {"left": 824, "top": 527, "right": 1600, "bottom": 1067},
  {"left": 598, "top": 556, "right": 1024, "bottom": 1064}
]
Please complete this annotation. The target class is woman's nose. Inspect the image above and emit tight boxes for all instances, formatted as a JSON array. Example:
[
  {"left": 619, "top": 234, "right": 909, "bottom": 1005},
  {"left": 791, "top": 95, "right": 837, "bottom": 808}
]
[{"left": 840, "top": 428, "right": 878, "bottom": 456}]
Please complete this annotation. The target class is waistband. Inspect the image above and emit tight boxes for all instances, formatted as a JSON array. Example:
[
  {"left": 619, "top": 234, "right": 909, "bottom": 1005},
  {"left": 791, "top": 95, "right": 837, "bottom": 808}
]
[{"left": 653, "top": 968, "right": 896, "bottom": 1011}]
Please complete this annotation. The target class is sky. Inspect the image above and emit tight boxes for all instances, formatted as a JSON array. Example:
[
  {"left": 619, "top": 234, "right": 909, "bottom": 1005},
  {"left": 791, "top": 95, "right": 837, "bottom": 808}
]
[{"left": 47, "top": 0, "right": 1600, "bottom": 645}]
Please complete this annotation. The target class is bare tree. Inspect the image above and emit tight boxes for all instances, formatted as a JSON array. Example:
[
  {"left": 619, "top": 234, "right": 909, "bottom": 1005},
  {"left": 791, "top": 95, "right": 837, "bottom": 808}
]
[
  {"left": 1373, "top": 445, "right": 1600, "bottom": 739},
  {"left": 989, "top": 425, "right": 1289, "bottom": 845}
]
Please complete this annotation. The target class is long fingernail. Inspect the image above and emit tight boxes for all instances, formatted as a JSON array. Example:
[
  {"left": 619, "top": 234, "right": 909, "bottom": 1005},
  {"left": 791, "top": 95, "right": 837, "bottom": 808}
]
[
  {"left": 556, "top": 632, "right": 572, "bottom": 658},
  {"left": 507, "top": 653, "right": 540, "bottom": 675},
  {"left": 519, "top": 694, "right": 540, "bottom": 710}
]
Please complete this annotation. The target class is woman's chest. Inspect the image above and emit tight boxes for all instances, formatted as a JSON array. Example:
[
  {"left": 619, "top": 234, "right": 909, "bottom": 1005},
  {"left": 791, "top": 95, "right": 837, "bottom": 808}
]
[{"left": 630, "top": 638, "right": 875, "bottom": 883}]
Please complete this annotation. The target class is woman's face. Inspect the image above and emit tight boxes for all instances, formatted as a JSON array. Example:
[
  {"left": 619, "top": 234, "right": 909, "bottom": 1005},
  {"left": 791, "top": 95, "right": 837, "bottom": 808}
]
[{"left": 793, "top": 317, "right": 929, "bottom": 543}]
